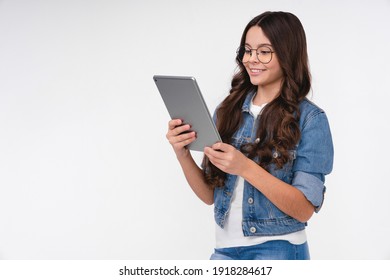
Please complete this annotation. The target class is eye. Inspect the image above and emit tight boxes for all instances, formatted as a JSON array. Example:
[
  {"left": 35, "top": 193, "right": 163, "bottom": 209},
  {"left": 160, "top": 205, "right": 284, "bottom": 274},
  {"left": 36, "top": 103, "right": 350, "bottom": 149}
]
[
  {"left": 244, "top": 48, "right": 251, "bottom": 54},
  {"left": 259, "top": 50, "right": 271, "bottom": 55},
  {"left": 258, "top": 46, "right": 273, "bottom": 55}
]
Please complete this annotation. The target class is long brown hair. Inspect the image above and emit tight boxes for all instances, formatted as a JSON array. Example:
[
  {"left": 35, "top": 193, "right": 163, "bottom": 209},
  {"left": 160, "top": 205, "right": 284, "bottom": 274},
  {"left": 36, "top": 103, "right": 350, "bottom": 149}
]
[{"left": 202, "top": 11, "right": 311, "bottom": 188}]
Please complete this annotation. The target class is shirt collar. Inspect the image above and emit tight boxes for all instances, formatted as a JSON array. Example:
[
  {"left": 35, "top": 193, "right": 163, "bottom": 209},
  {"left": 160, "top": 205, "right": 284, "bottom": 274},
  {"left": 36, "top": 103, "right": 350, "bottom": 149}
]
[{"left": 242, "top": 90, "right": 256, "bottom": 113}]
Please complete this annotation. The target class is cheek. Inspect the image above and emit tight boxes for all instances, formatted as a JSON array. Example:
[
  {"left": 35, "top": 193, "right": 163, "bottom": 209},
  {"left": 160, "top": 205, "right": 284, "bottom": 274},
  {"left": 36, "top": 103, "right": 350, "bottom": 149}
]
[
  {"left": 274, "top": 67, "right": 284, "bottom": 80},
  {"left": 268, "top": 62, "right": 284, "bottom": 79}
]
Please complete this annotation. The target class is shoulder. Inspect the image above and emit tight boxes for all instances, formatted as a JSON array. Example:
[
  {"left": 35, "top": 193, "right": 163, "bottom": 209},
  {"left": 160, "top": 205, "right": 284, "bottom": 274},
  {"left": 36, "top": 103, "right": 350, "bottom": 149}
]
[
  {"left": 294, "top": 98, "right": 334, "bottom": 175},
  {"left": 298, "top": 98, "right": 328, "bottom": 130},
  {"left": 299, "top": 98, "right": 325, "bottom": 117}
]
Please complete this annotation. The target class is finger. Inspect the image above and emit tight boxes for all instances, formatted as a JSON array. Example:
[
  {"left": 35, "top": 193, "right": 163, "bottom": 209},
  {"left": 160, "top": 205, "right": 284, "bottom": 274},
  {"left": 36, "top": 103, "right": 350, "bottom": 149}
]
[
  {"left": 176, "top": 131, "right": 196, "bottom": 143},
  {"left": 166, "top": 123, "right": 191, "bottom": 140},
  {"left": 173, "top": 124, "right": 192, "bottom": 136},
  {"left": 211, "top": 142, "right": 231, "bottom": 152},
  {"left": 169, "top": 131, "right": 196, "bottom": 145},
  {"left": 205, "top": 146, "right": 227, "bottom": 160},
  {"left": 204, "top": 147, "right": 226, "bottom": 163},
  {"left": 173, "top": 134, "right": 196, "bottom": 148},
  {"left": 204, "top": 151, "right": 226, "bottom": 171},
  {"left": 168, "top": 119, "right": 183, "bottom": 130}
]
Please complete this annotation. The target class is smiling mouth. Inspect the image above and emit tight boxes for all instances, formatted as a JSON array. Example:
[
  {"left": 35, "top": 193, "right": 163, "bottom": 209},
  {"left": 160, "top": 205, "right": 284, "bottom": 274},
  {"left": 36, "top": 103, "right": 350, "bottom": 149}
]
[{"left": 250, "top": 68, "right": 266, "bottom": 73}]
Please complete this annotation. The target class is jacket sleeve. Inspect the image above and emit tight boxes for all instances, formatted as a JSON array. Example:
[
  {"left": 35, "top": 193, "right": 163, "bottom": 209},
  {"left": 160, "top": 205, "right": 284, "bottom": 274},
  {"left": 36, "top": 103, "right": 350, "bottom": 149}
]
[{"left": 292, "top": 110, "right": 334, "bottom": 212}]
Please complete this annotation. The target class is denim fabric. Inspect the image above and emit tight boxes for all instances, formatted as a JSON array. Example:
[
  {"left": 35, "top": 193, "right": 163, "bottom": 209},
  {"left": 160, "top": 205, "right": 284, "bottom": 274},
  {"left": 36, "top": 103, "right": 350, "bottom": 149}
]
[
  {"left": 213, "top": 91, "right": 334, "bottom": 236},
  {"left": 210, "top": 240, "right": 310, "bottom": 260}
]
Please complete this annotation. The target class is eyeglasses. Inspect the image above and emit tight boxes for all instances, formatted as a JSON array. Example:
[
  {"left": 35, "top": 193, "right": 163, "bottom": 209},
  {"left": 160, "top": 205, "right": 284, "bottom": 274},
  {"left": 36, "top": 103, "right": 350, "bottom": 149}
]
[{"left": 236, "top": 45, "right": 274, "bottom": 64}]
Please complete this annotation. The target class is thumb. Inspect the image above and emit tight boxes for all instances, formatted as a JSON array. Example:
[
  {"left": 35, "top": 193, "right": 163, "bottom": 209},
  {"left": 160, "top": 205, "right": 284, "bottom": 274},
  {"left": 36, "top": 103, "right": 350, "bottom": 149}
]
[{"left": 211, "top": 142, "right": 230, "bottom": 152}]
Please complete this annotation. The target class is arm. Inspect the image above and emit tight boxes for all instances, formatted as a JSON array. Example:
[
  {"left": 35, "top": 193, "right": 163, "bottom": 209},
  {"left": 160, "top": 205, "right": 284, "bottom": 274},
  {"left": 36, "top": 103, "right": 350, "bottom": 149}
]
[
  {"left": 204, "top": 143, "right": 313, "bottom": 222},
  {"left": 242, "top": 158, "right": 314, "bottom": 222},
  {"left": 166, "top": 119, "right": 214, "bottom": 205}
]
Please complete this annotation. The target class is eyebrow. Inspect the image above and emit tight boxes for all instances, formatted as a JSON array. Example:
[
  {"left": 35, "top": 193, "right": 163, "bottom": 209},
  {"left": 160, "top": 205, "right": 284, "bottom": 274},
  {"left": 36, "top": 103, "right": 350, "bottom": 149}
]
[{"left": 245, "top": 43, "right": 273, "bottom": 48}]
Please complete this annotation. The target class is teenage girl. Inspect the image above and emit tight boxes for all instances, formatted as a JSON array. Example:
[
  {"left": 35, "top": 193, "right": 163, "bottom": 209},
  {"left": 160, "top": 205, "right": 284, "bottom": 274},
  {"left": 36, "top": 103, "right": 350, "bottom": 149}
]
[{"left": 166, "top": 11, "right": 333, "bottom": 260}]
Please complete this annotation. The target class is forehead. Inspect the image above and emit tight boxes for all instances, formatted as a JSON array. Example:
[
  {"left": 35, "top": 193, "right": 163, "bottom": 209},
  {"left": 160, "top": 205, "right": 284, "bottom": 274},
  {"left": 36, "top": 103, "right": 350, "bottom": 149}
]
[{"left": 245, "top": 26, "right": 271, "bottom": 47}]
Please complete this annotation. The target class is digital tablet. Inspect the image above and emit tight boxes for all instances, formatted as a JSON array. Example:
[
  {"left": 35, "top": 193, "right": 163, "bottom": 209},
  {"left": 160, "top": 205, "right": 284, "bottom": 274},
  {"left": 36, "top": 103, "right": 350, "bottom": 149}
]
[{"left": 153, "top": 75, "right": 222, "bottom": 151}]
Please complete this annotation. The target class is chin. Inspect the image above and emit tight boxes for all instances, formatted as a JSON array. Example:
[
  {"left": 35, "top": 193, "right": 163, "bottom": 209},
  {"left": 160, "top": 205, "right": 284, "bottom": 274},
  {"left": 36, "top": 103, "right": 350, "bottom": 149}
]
[{"left": 249, "top": 77, "right": 264, "bottom": 86}]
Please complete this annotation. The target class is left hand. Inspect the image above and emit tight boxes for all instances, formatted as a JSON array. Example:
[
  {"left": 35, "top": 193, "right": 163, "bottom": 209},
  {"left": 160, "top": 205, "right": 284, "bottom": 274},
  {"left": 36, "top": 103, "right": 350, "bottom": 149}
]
[{"left": 204, "top": 142, "right": 249, "bottom": 176}]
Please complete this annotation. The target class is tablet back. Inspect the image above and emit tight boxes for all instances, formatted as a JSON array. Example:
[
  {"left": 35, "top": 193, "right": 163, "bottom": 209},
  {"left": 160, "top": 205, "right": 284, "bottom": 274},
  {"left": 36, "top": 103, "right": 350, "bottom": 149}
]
[{"left": 153, "top": 75, "right": 221, "bottom": 151}]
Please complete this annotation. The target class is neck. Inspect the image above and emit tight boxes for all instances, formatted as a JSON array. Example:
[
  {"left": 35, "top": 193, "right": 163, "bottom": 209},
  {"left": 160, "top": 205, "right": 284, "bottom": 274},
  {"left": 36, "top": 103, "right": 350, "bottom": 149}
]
[{"left": 253, "top": 83, "right": 281, "bottom": 105}]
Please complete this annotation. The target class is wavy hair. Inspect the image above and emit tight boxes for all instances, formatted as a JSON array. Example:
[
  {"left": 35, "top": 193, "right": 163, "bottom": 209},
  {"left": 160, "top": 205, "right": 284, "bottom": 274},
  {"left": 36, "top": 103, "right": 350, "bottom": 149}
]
[{"left": 202, "top": 11, "right": 311, "bottom": 188}]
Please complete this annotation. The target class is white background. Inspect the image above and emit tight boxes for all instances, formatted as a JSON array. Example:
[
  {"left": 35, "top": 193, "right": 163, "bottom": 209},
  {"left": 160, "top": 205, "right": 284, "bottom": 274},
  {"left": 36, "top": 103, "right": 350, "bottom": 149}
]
[{"left": 0, "top": 0, "right": 389, "bottom": 260}]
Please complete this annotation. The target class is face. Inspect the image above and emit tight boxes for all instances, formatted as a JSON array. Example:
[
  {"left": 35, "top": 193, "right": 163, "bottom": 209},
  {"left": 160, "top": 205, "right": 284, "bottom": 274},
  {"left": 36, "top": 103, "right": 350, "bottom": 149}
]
[{"left": 243, "top": 26, "right": 284, "bottom": 89}]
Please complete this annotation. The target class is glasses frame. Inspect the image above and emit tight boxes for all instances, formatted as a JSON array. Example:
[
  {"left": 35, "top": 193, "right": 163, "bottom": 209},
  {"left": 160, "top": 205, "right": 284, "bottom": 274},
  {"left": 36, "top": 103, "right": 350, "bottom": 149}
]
[{"left": 236, "top": 45, "right": 275, "bottom": 64}]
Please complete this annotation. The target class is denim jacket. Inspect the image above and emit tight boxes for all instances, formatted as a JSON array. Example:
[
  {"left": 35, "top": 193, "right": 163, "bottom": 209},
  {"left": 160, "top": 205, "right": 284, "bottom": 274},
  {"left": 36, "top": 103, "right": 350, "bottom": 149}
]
[{"left": 213, "top": 92, "right": 334, "bottom": 236}]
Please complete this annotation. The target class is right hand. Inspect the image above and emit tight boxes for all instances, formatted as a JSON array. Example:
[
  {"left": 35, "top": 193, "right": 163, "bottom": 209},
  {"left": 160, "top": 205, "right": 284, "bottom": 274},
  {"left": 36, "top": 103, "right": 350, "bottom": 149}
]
[{"left": 166, "top": 119, "right": 196, "bottom": 158}]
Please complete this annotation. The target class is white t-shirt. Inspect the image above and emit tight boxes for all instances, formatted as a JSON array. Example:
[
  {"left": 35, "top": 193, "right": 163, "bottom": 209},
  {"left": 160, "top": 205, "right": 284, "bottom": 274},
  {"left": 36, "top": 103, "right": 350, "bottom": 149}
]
[{"left": 215, "top": 101, "right": 306, "bottom": 249}]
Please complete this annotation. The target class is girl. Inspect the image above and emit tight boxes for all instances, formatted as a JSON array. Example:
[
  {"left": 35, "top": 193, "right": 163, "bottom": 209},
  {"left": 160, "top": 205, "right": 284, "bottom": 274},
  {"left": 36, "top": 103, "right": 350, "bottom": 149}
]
[{"left": 166, "top": 11, "right": 333, "bottom": 260}]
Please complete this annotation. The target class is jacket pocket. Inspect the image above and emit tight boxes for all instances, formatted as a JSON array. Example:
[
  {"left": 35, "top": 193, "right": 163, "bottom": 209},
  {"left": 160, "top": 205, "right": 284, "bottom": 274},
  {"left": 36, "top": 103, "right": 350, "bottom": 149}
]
[{"left": 268, "top": 149, "right": 296, "bottom": 183}]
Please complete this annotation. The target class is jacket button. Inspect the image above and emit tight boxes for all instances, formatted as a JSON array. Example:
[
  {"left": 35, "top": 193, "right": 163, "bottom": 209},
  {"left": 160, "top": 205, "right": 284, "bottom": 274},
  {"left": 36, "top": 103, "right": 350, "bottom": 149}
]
[
  {"left": 248, "top": 197, "right": 254, "bottom": 204},
  {"left": 250, "top": 227, "right": 256, "bottom": 233}
]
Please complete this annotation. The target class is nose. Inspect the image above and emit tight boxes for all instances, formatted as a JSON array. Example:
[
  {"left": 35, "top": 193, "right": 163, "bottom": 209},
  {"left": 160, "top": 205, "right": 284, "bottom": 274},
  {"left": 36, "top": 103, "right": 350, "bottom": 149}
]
[{"left": 248, "top": 49, "right": 260, "bottom": 63}]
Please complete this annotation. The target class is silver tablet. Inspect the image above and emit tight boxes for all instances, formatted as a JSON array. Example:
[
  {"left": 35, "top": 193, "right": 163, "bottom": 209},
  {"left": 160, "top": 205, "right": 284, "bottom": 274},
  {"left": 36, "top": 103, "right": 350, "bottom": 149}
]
[{"left": 153, "top": 75, "right": 222, "bottom": 151}]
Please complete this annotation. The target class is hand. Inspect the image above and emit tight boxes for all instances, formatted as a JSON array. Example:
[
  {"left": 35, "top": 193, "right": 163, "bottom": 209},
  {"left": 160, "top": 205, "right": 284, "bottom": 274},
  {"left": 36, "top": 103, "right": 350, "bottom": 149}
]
[
  {"left": 166, "top": 119, "right": 196, "bottom": 158},
  {"left": 204, "top": 142, "right": 249, "bottom": 176}
]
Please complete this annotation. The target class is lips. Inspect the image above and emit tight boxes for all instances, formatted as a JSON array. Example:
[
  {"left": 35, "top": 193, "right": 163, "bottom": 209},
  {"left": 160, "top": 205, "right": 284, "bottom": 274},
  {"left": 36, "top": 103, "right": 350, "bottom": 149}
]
[{"left": 249, "top": 68, "right": 266, "bottom": 74}]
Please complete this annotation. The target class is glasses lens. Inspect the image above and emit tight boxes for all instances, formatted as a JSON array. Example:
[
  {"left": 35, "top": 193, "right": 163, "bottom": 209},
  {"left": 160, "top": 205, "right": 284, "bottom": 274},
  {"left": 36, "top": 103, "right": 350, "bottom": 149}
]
[
  {"left": 257, "top": 46, "right": 272, "bottom": 64},
  {"left": 236, "top": 46, "right": 249, "bottom": 62},
  {"left": 237, "top": 46, "right": 273, "bottom": 63}
]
